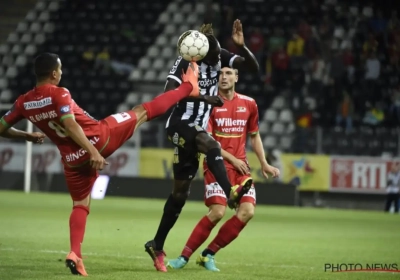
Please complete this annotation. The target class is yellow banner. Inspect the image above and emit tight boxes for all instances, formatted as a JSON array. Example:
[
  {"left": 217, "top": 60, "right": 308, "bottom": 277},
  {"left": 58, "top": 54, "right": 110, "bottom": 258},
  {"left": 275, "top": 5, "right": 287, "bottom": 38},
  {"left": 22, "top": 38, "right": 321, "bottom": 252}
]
[
  {"left": 139, "top": 149, "right": 329, "bottom": 191},
  {"left": 280, "top": 154, "right": 330, "bottom": 191},
  {"left": 140, "top": 148, "right": 281, "bottom": 182}
]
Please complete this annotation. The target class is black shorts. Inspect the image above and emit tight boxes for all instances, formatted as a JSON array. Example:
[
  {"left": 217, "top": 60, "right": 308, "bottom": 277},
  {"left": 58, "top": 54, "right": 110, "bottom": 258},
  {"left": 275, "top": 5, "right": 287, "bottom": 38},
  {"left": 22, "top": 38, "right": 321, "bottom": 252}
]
[{"left": 166, "top": 120, "right": 207, "bottom": 180}]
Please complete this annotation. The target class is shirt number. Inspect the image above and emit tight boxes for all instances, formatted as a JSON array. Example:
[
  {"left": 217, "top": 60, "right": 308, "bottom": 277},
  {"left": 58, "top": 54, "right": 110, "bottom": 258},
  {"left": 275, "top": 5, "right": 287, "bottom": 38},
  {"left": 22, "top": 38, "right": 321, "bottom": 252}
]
[
  {"left": 48, "top": 121, "right": 68, "bottom": 137},
  {"left": 111, "top": 112, "right": 131, "bottom": 123}
]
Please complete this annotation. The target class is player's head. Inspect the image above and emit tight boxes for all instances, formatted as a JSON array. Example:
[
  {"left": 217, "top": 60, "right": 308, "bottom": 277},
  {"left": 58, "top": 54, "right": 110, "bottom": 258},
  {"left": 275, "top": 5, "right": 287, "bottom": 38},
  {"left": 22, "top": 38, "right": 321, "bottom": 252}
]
[
  {"left": 219, "top": 67, "right": 238, "bottom": 92},
  {"left": 199, "top": 24, "right": 221, "bottom": 65},
  {"left": 34, "top": 53, "right": 62, "bottom": 85}
]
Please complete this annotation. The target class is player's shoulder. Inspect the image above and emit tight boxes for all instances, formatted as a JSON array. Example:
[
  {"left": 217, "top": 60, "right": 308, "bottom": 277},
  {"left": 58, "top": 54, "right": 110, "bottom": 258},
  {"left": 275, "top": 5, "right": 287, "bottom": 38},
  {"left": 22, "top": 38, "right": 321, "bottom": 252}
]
[
  {"left": 236, "top": 92, "right": 256, "bottom": 103},
  {"left": 169, "top": 56, "right": 188, "bottom": 74}
]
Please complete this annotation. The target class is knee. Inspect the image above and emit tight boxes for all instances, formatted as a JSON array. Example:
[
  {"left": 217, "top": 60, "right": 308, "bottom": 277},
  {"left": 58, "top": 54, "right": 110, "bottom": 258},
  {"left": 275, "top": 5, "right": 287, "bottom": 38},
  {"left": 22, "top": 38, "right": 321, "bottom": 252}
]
[
  {"left": 208, "top": 205, "right": 226, "bottom": 223},
  {"left": 171, "top": 180, "right": 191, "bottom": 203},
  {"left": 195, "top": 133, "right": 220, "bottom": 153},
  {"left": 237, "top": 204, "right": 255, "bottom": 223}
]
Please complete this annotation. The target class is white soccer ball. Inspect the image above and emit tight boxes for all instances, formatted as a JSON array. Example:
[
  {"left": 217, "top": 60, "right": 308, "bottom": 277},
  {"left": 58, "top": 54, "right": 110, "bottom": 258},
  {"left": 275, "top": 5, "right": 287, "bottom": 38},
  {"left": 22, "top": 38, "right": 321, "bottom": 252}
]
[{"left": 177, "top": 30, "right": 209, "bottom": 62}]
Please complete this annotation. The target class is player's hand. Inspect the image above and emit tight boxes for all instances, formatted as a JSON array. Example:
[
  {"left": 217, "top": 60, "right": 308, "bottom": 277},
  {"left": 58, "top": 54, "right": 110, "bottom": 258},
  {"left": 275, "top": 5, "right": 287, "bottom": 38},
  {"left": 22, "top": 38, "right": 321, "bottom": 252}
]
[
  {"left": 89, "top": 151, "right": 108, "bottom": 170},
  {"left": 26, "top": 132, "right": 45, "bottom": 144},
  {"left": 204, "top": 96, "right": 224, "bottom": 107},
  {"left": 232, "top": 19, "right": 245, "bottom": 47},
  {"left": 232, "top": 158, "right": 250, "bottom": 175},
  {"left": 261, "top": 162, "right": 280, "bottom": 179}
]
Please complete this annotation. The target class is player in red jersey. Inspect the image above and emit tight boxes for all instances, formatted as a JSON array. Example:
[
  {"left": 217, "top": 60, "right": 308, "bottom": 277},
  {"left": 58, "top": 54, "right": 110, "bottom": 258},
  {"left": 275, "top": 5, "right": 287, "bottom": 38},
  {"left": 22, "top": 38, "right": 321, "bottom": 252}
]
[
  {"left": 167, "top": 67, "right": 280, "bottom": 271},
  {"left": 0, "top": 53, "right": 200, "bottom": 276}
]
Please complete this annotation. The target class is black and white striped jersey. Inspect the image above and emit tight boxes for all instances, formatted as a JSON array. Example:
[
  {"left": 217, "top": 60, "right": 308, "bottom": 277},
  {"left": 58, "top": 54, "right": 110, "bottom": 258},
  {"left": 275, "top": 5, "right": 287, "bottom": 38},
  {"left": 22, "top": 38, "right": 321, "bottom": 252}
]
[{"left": 165, "top": 48, "right": 238, "bottom": 129}]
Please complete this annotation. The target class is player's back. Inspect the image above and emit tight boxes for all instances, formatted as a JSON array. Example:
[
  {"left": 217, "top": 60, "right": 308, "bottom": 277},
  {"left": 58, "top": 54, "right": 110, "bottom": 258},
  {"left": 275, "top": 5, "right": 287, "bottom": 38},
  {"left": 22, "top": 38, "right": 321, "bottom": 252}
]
[{"left": 15, "top": 84, "right": 101, "bottom": 146}]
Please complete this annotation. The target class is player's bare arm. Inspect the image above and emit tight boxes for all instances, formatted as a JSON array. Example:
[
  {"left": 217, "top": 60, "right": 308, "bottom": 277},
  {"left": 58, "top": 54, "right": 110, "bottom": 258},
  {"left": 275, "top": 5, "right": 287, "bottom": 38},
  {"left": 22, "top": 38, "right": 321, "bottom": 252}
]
[
  {"left": 0, "top": 123, "right": 45, "bottom": 143},
  {"left": 249, "top": 132, "right": 280, "bottom": 178},
  {"left": 221, "top": 149, "right": 249, "bottom": 175},
  {"left": 231, "top": 19, "right": 260, "bottom": 73},
  {"left": 62, "top": 117, "right": 108, "bottom": 170}
]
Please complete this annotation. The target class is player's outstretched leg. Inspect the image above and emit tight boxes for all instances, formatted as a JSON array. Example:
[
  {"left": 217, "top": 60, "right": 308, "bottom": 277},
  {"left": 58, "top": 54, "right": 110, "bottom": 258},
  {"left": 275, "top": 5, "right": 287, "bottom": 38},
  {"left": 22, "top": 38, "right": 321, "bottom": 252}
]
[
  {"left": 65, "top": 194, "right": 90, "bottom": 276},
  {"left": 197, "top": 201, "right": 255, "bottom": 272},
  {"left": 136, "top": 62, "right": 199, "bottom": 127}
]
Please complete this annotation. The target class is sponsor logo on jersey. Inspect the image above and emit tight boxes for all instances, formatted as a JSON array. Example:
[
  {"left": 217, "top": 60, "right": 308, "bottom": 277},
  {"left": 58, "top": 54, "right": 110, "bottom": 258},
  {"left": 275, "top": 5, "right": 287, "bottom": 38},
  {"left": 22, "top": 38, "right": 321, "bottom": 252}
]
[
  {"left": 60, "top": 105, "right": 70, "bottom": 113},
  {"left": 215, "top": 118, "right": 247, "bottom": 127},
  {"left": 205, "top": 183, "right": 226, "bottom": 199},
  {"left": 199, "top": 77, "right": 218, "bottom": 87},
  {"left": 216, "top": 108, "right": 227, "bottom": 112},
  {"left": 169, "top": 56, "right": 183, "bottom": 74},
  {"left": 23, "top": 97, "right": 52, "bottom": 110},
  {"left": 236, "top": 107, "right": 246, "bottom": 112},
  {"left": 65, "top": 136, "right": 100, "bottom": 162},
  {"left": 28, "top": 110, "right": 58, "bottom": 123}
]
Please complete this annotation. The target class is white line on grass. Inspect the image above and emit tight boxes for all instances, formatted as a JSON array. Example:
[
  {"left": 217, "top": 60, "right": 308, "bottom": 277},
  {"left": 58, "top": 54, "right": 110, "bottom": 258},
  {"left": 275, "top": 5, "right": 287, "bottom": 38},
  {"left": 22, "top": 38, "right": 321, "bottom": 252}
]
[{"left": 0, "top": 247, "right": 314, "bottom": 270}]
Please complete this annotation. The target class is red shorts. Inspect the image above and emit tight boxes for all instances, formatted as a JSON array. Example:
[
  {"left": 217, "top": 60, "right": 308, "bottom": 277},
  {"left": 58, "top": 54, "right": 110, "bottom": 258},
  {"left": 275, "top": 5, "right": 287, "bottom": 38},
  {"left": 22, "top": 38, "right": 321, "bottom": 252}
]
[
  {"left": 64, "top": 111, "right": 137, "bottom": 201},
  {"left": 203, "top": 168, "right": 256, "bottom": 207}
]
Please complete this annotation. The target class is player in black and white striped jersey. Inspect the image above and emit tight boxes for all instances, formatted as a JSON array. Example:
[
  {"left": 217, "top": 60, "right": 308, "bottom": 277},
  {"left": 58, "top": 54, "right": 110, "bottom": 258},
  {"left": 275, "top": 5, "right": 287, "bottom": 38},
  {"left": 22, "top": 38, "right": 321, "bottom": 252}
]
[
  {"left": 385, "top": 163, "right": 400, "bottom": 213},
  {"left": 145, "top": 20, "right": 259, "bottom": 272}
]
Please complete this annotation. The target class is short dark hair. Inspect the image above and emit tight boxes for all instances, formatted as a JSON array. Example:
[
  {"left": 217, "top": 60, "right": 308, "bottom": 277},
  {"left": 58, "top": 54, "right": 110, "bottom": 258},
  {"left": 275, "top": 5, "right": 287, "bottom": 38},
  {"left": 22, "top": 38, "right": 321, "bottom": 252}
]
[
  {"left": 34, "top": 53, "right": 59, "bottom": 80},
  {"left": 199, "top": 23, "right": 218, "bottom": 50}
]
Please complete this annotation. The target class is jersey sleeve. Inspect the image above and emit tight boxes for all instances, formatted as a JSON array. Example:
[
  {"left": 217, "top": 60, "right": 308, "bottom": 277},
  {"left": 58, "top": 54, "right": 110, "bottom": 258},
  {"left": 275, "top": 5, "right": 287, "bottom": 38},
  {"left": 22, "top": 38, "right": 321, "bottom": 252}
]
[
  {"left": 166, "top": 56, "right": 189, "bottom": 85},
  {"left": 220, "top": 48, "right": 239, "bottom": 68},
  {"left": 247, "top": 101, "right": 259, "bottom": 135},
  {"left": 54, "top": 88, "right": 74, "bottom": 122},
  {"left": 0, "top": 99, "right": 24, "bottom": 128}
]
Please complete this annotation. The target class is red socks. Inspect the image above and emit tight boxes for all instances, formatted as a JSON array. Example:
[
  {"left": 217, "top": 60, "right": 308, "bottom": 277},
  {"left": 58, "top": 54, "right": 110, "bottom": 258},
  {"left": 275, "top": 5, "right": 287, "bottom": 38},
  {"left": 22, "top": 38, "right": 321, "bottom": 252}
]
[
  {"left": 181, "top": 216, "right": 216, "bottom": 259},
  {"left": 69, "top": 205, "right": 89, "bottom": 258},
  {"left": 206, "top": 215, "right": 246, "bottom": 254},
  {"left": 142, "top": 82, "right": 193, "bottom": 120}
]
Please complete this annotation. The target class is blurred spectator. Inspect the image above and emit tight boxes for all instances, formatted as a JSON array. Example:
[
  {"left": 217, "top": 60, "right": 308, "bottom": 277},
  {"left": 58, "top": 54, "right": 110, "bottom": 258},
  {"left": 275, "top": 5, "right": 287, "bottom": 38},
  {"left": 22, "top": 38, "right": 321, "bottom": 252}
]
[
  {"left": 329, "top": 51, "right": 346, "bottom": 99},
  {"left": 95, "top": 47, "right": 111, "bottom": 72},
  {"left": 385, "top": 163, "right": 400, "bottom": 213},
  {"left": 248, "top": 27, "right": 265, "bottom": 66},
  {"left": 363, "top": 33, "right": 379, "bottom": 57},
  {"left": 388, "top": 11, "right": 400, "bottom": 31},
  {"left": 297, "top": 19, "right": 312, "bottom": 41},
  {"left": 308, "top": 53, "right": 326, "bottom": 95},
  {"left": 370, "top": 10, "right": 388, "bottom": 34},
  {"left": 363, "top": 103, "right": 385, "bottom": 125},
  {"left": 287, "top": 33, "right": 305, "bottom": 57},
  {"left": 342, "top": 47, "right": 355, "bottom": 83},
  {"left": 364, "top": 52, "right": 381, "bottom": 103},
  {"left": 388, "top": 34, "right": 400, "bottom": 68},
  {"left": 269, "top": 27, "right": 286, "bottom": 54},
  {"left": 82, "top": 47, "right": 95, "bottom": 68},
  {"left": 271, "top": 46, "right": 290, "bottom": 89},
  {"left": 390, "top": 85, "right": 400, "bottom": 122},
  {"left": 335, "top": 92, "right": 354, "bottom": 132}
]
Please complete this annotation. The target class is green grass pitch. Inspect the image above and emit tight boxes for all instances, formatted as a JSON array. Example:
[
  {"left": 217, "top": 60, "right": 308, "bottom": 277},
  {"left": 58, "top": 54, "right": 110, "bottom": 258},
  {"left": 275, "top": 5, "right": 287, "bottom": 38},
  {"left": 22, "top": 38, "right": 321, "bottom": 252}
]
[{"left": 0, "top": 190, "right": 399, "bottom": 280}]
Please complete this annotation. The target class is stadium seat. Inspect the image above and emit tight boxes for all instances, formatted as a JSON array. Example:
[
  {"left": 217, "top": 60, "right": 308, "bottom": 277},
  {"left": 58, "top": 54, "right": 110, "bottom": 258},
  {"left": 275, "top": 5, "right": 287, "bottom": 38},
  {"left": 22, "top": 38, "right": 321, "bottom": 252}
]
[
  {"left": 141, "top": 93, "right": 153, "bottom": 103},
  {"left": 158, "top": 12, "right": 170, "bottom": 25},
  {"left": 0, "top": 78, "right": 8, "bottom": 89},
  {"left": 7, "top": 33, "right": 18, "bottom": 44},
  {"left": 15, "top": 55, "right": 27, "bottom": 67},
  {"left": 279, "top": 109, "right": 293, "bottom": 123},
  {"left": 259, "top": 122, "right": 269, "bottom": 134},
  {"left": 263, "top": 136, "right": 276, "bottom": 148},
  {"left": 155, "top": 35, "right": 168, "bottom": 47},
  {"left": 0, "top": 44, "right": 9, "bottom": 55},
  {"left": 271, "top": 123, "right": 285, "bottom": 134},
  {"left": 147, "top": 46, "right": 159, "bottom": 58},
  {"left": 271, "top": 96, "right": 285, "bottom": 109},
  {"left": 0, "top": 89, "right": 13, "bottom": 102},
  {"left": 125, "top": 92, "right": 139, "bottom": 106},
  {"left": 144, "top": 70, "right": 157, "bottom": 82},
  {"left": 263, "top": 109, "right": 277, "bottom": 122}
]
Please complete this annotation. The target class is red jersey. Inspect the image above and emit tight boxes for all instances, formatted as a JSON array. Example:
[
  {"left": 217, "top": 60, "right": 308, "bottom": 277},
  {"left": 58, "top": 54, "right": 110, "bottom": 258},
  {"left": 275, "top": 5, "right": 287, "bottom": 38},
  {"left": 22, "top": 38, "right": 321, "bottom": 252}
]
[
  {"left": 206, "top": 92, "right": 259, "bottom": 170},
  {"left": 0, "top": 84, "right": 108, "bottom": 165}
]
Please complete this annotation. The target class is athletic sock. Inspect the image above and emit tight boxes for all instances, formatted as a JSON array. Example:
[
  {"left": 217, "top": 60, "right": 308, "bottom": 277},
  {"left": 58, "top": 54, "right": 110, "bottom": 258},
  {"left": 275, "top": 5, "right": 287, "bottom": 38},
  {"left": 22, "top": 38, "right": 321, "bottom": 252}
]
[
  {"left": 205, "top": 148, "right": 232, "bottom": 197},
  {"left": 142, "top": 82, "right": 192, "bottom": 120},
  {"left": 69, "top": 205, "right": 89, "bottom": 258},
  {"left": 181, "top": 216, "right": 216, "bottom": 260},
  {"left": 153, "top": 194, "right": 186, "bottom": 250},
  {"left": 205, "top": 215, "right": 246, "bottom": 254}
]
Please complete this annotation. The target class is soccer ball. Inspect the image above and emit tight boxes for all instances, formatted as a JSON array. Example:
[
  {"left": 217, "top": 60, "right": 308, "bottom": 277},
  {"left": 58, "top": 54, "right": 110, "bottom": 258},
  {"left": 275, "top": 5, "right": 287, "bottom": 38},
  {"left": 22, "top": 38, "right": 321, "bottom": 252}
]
[{"left": 177, "top": 30, "right": 209, "bottom": 62}]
